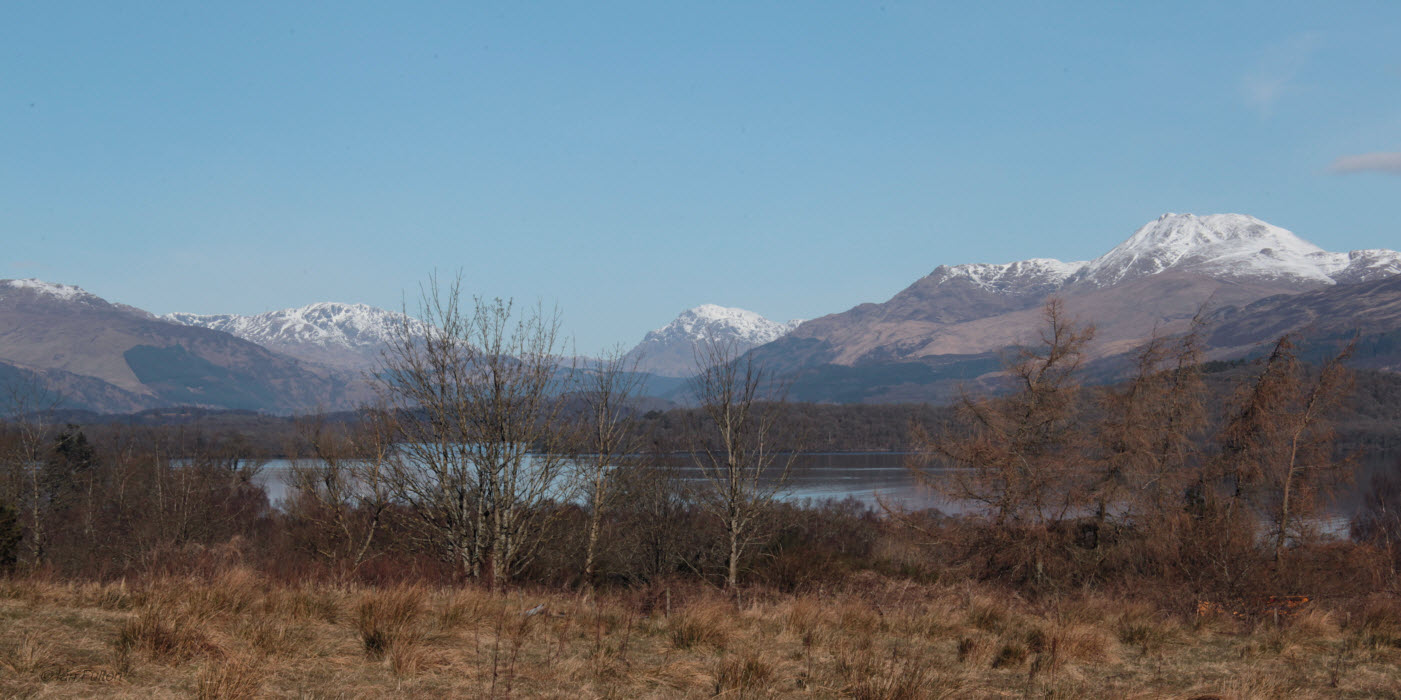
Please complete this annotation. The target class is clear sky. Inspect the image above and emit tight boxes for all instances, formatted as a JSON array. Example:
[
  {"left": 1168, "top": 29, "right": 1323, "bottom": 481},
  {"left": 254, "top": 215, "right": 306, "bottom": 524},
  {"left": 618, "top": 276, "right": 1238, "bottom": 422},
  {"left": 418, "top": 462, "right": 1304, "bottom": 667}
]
[{"left": 4, "top": 2, "right": 1399, "bottom": 354}]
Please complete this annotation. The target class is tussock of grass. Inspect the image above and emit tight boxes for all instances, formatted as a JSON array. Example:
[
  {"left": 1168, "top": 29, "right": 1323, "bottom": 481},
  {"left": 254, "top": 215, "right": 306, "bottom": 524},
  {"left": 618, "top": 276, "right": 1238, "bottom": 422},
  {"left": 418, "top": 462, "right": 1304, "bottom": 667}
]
[
  {"left": 0, "top": 632, "right": 58, "bottom": 680},
  {"left": 667, "top": 600, "right": 731, "bottom": 651},
  {"left": 115, "top": 604, "right": 222, "bottom": 662},
  {"left": 237, "top": 614, "right": 308, "bottom": 656},
  {"left": 1115, "top": 602, "right": 1182, "bottom": 656},
  {"left": 436, "top": 587, "right": 488, "bottom": 630},
  {"left": 965, "top": 594, "right": 1012, "bottom": 634},
  {"left": 196, "top": 654, "right": 263, "bottom": 700},
  {"left": 355, "top": 584, "right": 425, "bottom": 660},
  {"left": 784, "top": 596, "right": 822, "bottom": 640},
  {"left": 991, "top": 639, "right": 1028, "bottom": 668},
  {"left": 1356, "top": 597, "right": 1401, "bottom": 651},
  {"left": 713, "top": 650, "right": 774, "bottom": 696}
]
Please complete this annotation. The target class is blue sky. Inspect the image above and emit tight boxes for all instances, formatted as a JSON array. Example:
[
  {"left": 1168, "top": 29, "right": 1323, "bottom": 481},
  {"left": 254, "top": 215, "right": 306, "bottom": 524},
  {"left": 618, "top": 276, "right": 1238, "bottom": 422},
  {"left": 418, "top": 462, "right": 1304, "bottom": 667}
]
[{"left": 3, "top": 2, "right": 1399, "bottom": 353}]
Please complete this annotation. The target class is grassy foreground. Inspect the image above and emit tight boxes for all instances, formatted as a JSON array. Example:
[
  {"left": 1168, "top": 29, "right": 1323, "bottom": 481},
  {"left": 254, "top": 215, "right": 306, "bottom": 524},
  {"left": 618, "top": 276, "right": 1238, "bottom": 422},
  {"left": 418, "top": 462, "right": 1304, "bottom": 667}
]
[{"left": 3, "top": 571, "right": 1401, "bottom": 699}]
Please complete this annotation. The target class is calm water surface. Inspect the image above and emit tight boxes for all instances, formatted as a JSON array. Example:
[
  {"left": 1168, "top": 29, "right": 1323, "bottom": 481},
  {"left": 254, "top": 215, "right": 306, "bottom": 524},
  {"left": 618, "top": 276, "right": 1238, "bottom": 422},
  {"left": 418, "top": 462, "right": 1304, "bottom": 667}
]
[
  {"left": 255, "top": 450, "right": 1397, "bottom": 525},
  {"left": 255, "top": 453, "right": 941, "bottom": 509}
]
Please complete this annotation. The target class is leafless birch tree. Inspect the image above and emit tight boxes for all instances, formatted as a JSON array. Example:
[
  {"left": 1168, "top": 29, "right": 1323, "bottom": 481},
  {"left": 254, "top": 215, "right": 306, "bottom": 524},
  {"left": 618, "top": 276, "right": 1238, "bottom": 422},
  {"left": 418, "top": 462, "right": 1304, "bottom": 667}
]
[
  {"left": 689, "top": 337, "right": 798, "bottom": 589},
  {"left": 377, "top": 274, "right": 573, "bottom": 587},
  {"left": 572, "top": 346, "right": 647, "bottom": 589}
]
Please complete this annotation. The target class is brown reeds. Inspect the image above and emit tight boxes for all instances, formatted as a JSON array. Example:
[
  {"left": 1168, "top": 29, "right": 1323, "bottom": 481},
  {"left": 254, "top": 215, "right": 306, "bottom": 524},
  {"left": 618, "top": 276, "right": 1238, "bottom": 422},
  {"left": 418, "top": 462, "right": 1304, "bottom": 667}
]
[{"left": 0, "top": 569, "right": 1399, "bottom": 697}]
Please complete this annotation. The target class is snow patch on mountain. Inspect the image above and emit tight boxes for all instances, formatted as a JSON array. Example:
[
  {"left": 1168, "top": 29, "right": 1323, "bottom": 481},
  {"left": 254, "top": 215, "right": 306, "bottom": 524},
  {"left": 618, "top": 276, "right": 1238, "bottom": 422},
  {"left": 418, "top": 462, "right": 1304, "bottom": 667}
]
[
  {"left": 1324, "top": 249, "right": 1401, "bottom": 285},
  {"left": 929, "top": 258, "right": 1088, "bottom": 294},
  {"left": 1, "top": 278, "right": 99, "bottom": 302}
]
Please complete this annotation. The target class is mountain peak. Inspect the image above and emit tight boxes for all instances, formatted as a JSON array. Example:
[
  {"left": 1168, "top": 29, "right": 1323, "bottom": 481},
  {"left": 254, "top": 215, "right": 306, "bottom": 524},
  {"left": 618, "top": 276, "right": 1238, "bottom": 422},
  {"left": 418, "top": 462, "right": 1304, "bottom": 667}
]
[
  {"left": 625, "top": 304, "right": 802, "bottom": 377},
  {"left": 1134, "top": 213, "right": 1321, "bottom": 252},
  {"left": 1074, "top": 213, "right": 1379, "bottom": 287},
  {"left": 674, "top": 303, "right": 788, "bottom": 326}
]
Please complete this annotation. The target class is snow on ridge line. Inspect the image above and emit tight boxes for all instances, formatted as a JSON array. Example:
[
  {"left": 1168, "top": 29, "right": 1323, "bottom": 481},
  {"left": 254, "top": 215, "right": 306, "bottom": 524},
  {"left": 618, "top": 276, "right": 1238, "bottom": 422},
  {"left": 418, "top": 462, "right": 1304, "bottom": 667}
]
[
  {"left": 164, "top": 302, "right": 425, "bottom": 350},
  {"left": 934, "top": 258, "right": 1089, "bottom": 291},
  {"left": 925, "top": 213, "right": 1401, "bottom": 293},
  {"left": 1, "top": 278, "right": 95, "bottom": 301}
]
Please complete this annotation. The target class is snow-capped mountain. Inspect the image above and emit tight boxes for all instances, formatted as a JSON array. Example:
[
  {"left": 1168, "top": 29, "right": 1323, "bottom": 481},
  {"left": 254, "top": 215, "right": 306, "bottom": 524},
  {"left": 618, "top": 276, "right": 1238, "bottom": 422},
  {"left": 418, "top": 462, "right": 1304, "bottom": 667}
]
[
  {"left": 166, "top": 302, "right": 423, "bottom": 371},
  {"left": 856, "top": 213, "right": 1401, "bottom": 325},
  {"left": 749, "top": 212, "right": 1401, "bottom": 401},
  {"left": 908, "top": 213, "right": 1400, "bottom": 299},
  {"left": 1070, "top": 213, "right": 1401, "bottom": 288},
  {"left": 625, "top": 304, "right": 803, "bottom": 377},
  {"left": 0, "top": 279, "right": 353, "bottom": 413}
]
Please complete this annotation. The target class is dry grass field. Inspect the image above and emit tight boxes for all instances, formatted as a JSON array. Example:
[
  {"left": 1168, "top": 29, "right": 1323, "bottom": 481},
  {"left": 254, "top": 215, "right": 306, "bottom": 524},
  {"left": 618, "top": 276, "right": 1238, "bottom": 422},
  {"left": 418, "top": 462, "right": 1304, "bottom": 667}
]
[{"left": 3, "top": 570, "right": 1401, "bottom": 699}]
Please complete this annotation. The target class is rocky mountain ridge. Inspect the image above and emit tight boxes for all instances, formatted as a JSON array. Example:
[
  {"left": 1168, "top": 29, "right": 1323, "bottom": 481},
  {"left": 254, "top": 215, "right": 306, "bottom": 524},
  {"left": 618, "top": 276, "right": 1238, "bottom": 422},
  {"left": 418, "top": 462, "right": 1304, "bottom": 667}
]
[{"left": 165, "top": 302, "right": 423, "bottom": 371}]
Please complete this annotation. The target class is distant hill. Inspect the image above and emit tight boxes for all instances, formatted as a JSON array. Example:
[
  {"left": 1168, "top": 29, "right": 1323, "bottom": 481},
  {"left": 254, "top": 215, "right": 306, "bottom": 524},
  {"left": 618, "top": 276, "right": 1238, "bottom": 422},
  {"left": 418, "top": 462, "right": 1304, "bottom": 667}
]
[{"left": 0, "top": 279, "right": 365, "bottom": 414}]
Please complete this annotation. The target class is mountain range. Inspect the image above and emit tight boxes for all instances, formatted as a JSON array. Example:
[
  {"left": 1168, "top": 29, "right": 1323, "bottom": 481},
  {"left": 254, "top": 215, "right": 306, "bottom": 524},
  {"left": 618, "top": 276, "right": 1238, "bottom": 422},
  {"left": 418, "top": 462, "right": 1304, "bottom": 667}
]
[
  {"left": 3, "top": 212, "right": 1400, "bottom": 413},
  {"left": 165, "top": 303, "right": 422, "bottom": 371},
  {"left": 755, "top": 213, "right": 1401, "bottom": 401}
]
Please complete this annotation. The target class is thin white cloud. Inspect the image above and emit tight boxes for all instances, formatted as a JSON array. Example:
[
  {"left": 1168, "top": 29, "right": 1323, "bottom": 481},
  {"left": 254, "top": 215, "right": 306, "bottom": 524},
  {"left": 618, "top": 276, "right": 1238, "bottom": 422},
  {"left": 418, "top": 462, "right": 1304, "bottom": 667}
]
[
  {"left": 1329, "top": 152, "right": 1401, "bottom": 175},
  {"left": 1241, "top": 34, "right": 1320, "bottom": 115}
]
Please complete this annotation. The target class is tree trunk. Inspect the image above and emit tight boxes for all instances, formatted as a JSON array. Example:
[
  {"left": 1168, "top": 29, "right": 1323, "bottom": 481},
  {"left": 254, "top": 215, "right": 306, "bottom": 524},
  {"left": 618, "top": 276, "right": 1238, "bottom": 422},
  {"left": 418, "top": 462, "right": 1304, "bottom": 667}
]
[
  {"left": 727, "top": 526, "right": 740, "bottom": 589},
  {"left": 583, "top": 503, "right": 602, "bottom": 588}
]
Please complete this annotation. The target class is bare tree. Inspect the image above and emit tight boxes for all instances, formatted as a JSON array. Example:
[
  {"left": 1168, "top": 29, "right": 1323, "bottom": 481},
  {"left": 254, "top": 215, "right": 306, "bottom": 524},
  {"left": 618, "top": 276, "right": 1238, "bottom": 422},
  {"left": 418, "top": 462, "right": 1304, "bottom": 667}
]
[
  {"left": 378, "top": 274, "right": 574, "bottom": 587},
  {"left": 572, "top": 346, "right": 647, "bottom": 589},
  {"left": 913, "top": 298, "right": 1096, "bottom": 528},
  {"left": 1216, "top": 335, "right": 1355, "bottom": 562},
  {"left": 689, "top": 337, "right": 798, "bottom": 589},
  {"left": 1091, "top": 317, "right": 1207, "bottom": 530},
  {"left": 286, "top": 406, "right": 394, "bottom": 580}
]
